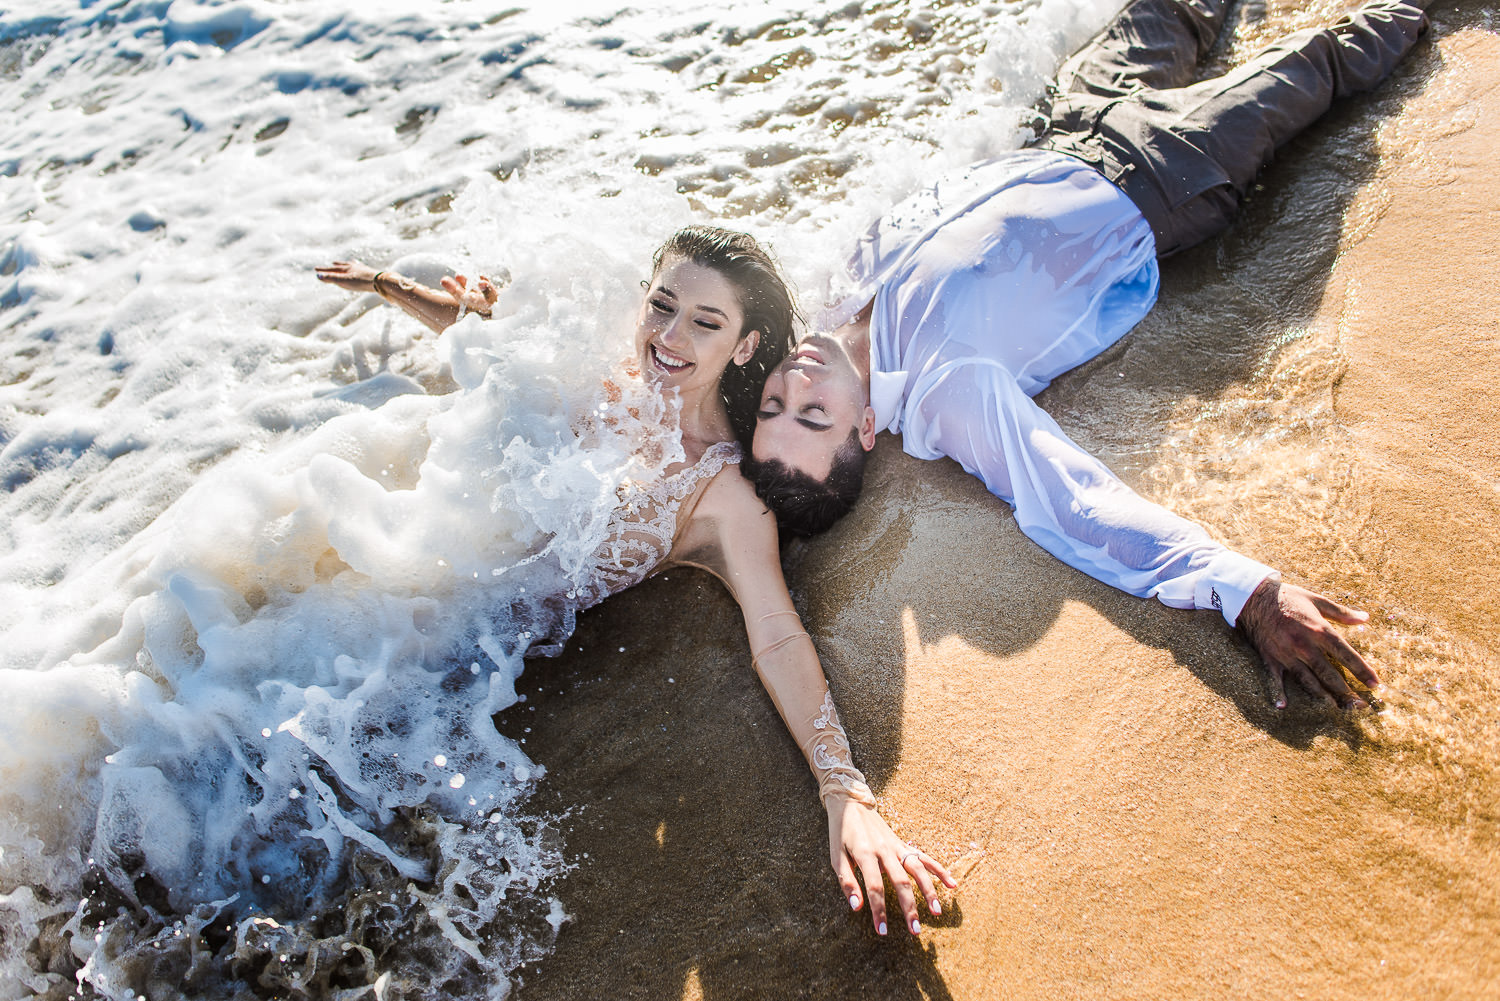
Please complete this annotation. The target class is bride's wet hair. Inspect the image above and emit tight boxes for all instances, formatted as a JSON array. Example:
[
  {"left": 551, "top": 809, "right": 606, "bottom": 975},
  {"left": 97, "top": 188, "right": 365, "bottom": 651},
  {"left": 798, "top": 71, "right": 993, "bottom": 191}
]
[{"left": 651, "top": 226, "right": 798, "bottom": 451}]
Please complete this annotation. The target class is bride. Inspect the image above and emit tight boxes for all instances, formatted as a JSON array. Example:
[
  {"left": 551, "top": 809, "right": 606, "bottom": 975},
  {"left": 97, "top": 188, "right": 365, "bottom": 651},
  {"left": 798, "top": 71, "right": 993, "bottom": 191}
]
[{"left": 317, "top": 226, "right": 954, "bottom": 938}]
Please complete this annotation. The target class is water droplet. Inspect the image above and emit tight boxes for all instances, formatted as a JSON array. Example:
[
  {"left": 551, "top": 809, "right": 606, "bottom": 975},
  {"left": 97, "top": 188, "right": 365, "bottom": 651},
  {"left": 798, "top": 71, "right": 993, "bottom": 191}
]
[
  {"left": 449, "top": 773, "right": 466, "bottom": 789},
  {"left": 434, "top": 754, "right": 447, "bottom": 767}
]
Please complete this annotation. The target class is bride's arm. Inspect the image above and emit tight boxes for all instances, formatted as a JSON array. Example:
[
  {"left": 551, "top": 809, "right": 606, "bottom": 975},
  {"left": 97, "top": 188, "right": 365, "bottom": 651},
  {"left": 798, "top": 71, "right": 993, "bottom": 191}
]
[
  {"left": 314, "top": 259, "right": 498, "bottom": 333},
  {"left": 687, "top": 472, "right": 956, "bottom": 935}
]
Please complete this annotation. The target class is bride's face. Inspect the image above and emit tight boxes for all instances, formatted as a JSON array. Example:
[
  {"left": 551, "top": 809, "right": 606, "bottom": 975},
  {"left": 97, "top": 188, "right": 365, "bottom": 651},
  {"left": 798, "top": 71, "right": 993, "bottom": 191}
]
[{"left": 634, "top": 256, "right": 760, "bottom": 403}]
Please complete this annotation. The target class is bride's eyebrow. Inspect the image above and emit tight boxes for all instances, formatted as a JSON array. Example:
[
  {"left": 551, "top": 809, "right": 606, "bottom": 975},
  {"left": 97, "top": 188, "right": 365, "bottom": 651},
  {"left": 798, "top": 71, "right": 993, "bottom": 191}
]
[{"left": 652, "top": 282, "right": 730, "bottom": 321}]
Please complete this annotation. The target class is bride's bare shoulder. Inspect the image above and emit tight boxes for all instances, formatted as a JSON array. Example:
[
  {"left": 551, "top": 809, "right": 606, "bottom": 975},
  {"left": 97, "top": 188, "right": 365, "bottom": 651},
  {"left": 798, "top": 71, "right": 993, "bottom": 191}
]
[
  {"left": 673, "top": 460, "right": 778, "bottom": 569},
  {"left": 699, "top": 460, "right": 774, "bottom": 522}
]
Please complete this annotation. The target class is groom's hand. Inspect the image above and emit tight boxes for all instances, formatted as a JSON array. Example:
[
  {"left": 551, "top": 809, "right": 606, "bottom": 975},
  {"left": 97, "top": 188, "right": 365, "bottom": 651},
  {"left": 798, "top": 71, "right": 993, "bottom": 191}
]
[{"left": 1236, "top": 577, "right": 1379, "bottom": 710}]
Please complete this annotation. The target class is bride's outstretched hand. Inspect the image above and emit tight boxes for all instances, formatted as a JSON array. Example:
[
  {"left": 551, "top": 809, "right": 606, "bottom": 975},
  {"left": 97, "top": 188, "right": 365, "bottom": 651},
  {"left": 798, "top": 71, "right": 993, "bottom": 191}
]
[
  {"left": 440, "top": 273, "right": 498, "bottom": 318},
  {"left": 828, "top": 797, "right": 956, "bottom": 936}
]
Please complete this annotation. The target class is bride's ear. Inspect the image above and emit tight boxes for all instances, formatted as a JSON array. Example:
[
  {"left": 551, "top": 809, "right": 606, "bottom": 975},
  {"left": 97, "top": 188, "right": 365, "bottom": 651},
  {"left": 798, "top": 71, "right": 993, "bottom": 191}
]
[{"left": 733, "top": 328, "right": 761, "bottom": 366}]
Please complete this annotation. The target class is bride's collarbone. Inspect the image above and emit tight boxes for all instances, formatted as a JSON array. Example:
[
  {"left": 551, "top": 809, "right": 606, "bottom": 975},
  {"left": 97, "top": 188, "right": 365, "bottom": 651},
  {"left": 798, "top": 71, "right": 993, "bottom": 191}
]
[{"left": 677, "top": 432, "right": 736, "bottom": 467}]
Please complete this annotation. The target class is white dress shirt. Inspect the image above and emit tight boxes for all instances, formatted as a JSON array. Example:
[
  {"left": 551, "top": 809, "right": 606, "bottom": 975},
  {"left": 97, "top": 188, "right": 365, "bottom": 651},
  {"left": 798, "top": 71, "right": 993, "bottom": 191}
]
[{"left": 822, "top": 149, "right": 1274, "bottom": 625}]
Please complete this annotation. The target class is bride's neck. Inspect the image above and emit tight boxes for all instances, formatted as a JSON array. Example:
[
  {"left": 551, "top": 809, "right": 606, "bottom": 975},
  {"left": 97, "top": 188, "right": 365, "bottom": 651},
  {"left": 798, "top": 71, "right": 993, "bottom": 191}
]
[{"left": 674, "top": 384, "right": 735, "bottom": 457}]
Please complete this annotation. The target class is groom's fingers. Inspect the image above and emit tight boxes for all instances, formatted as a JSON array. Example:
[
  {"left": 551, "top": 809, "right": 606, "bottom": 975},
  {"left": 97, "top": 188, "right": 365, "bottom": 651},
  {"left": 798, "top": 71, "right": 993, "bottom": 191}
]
[
  {"left": 1320, "top": 627, "right": 1379, "bottom": 690},
  {"left": 1303, "top": 593, "right": 1380, "bottom": 690},
  {"left": 1286, "top": 658, "right": 1339, "bottom": 708},
  {"left": 1266, "top": 661, "right": 1288, "bottom": 710},
  {"left": 1310, "top": 592, "right": 1369, "bottom": 625},
  {"left": 1305, "top": 652, "right": 1365, "bottom": 710},
  {"left": 1253, "top": 582, "right": 1378, "bottom": 709}
]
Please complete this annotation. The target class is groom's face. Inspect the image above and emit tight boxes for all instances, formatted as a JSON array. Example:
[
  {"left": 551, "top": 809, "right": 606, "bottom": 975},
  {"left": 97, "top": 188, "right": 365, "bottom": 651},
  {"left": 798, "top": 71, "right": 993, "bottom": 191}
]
[{"left": 752, "top": 334, "right": 873, "bottom": 479}]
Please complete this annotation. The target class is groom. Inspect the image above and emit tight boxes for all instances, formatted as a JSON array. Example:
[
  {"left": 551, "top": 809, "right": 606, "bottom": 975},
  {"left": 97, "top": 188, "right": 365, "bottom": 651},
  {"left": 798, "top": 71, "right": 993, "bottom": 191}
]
[{"left": 746, "top": 0, "right": 1431, "bottom": 710}]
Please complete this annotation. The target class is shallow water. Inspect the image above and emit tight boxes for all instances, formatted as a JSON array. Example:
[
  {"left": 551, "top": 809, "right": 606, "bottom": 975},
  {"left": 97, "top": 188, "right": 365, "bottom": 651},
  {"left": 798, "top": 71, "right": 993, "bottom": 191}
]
[{"left": 0, "top": 1, "right": 1126, "bottom": 998}]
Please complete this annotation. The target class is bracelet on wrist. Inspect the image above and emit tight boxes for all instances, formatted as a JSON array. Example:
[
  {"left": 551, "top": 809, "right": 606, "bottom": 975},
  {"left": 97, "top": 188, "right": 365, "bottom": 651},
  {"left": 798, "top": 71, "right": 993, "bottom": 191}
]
[{"left": 371, "top": 271, "right": 387, "bottom": 297}]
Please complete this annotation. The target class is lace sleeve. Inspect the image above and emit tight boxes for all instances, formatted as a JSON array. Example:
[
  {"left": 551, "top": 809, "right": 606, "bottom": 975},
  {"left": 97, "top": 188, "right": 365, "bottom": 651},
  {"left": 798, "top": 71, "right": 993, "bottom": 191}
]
[
  {"left": 801, "top": 690, "right": 878, "bottom": 807},
  {"left": 752, "top": 611, "right": 877, "bottom": 809}
]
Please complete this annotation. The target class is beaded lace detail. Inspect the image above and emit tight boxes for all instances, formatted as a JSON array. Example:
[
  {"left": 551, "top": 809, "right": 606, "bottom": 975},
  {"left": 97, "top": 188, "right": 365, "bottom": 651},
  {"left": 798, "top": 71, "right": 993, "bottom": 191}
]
[
  {"left": 802, "top": 690, "right": 877, "bottom": 807},
  {"left": 572, "top": 439, "right": 741, "bottom": 608}
]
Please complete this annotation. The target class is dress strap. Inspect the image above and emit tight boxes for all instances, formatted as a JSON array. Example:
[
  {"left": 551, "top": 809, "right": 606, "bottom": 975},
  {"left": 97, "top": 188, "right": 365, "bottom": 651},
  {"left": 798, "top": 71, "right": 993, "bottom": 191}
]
[
  {"left": 666, "top": 440, "right": 742, "bottom": 550},
  {"left": 675, "top": 440, "right": 741, "bottom": 493}
]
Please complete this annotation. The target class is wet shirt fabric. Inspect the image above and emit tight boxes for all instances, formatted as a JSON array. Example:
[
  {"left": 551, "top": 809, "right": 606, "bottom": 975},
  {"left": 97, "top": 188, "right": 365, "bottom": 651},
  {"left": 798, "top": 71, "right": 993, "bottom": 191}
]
[{"left": 825, "top": 149, "right": 1273, "bottom": 625}]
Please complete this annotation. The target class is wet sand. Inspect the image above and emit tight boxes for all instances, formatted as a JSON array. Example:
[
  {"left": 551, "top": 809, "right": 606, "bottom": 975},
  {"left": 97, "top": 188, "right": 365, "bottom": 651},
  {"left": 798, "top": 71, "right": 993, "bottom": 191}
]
[{"left": 498, "top": 5, "right": 1500, "bottom": 998}]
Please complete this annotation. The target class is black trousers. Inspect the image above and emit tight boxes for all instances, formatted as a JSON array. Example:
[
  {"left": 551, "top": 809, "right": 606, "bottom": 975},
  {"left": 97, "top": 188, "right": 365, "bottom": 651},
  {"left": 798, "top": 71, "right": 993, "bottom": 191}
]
[{"left": 1035, "top": 0, "right": 1428, "bottom": 257}]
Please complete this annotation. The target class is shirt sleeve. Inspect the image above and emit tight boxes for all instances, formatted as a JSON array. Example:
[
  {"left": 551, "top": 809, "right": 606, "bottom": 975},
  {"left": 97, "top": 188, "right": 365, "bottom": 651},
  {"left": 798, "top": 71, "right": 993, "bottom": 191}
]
[{"left": 899, "top": 358, "right": 1274, "bottom": 625}]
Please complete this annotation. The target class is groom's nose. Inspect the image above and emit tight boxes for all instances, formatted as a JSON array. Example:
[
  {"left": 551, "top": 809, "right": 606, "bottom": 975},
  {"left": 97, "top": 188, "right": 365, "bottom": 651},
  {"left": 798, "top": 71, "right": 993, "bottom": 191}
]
[{"left": 786, "top": 366, "right": 816, "bottom": 392}]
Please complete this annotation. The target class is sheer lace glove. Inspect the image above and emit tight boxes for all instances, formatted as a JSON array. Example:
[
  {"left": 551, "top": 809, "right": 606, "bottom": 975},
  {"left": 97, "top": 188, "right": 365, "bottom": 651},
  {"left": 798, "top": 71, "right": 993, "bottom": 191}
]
[{"left": 801, "top": 691, "right": 877, "bottom": 808}]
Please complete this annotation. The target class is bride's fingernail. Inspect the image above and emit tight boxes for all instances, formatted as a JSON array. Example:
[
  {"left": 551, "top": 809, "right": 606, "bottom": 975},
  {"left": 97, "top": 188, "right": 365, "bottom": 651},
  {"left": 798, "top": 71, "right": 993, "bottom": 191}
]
[
  {"left": 910, "top": 919, "right": 921, "bottom": 934},
  {"left": 877, "top": 922, "right": 887, "bottom": 936},
  {"left": 931, "top": 900, "right": 942, "bottom": 915},
  {"left": 848, "top": 895, "right": 859, "bottom": 910}
]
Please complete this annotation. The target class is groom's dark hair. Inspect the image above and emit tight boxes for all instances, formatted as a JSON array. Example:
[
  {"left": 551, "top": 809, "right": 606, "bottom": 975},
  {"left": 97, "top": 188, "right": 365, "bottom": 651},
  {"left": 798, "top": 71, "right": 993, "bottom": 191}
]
[{"left": 742, "top": 429, "right": 867, "bottom": 538}]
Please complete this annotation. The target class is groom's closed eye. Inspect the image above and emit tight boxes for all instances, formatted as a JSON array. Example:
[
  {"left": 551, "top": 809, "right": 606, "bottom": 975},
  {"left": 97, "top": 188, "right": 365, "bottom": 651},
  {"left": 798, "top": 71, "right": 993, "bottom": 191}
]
[{"left": 758, "top": 397, "right": 834, "bottom": 431}]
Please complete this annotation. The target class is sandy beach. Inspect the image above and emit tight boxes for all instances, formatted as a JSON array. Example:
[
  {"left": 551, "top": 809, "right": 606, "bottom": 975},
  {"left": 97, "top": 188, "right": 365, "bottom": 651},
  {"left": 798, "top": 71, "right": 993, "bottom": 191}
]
[{"left": 499, "top": 4, "right": 1500, "bottom": 998}]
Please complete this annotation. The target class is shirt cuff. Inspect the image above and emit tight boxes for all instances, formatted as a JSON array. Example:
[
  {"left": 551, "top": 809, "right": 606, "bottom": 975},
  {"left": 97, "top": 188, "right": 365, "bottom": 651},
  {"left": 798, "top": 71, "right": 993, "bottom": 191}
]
[{"left": 1194, "top": 553, "right": 1280, "bottom": 627}]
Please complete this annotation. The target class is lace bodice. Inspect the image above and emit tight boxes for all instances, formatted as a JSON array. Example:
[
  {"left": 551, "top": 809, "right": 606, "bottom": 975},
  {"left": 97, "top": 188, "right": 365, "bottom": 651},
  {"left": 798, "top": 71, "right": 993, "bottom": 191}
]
[{"left": 571, "top": 439, "right": 740, "bottom": 609}]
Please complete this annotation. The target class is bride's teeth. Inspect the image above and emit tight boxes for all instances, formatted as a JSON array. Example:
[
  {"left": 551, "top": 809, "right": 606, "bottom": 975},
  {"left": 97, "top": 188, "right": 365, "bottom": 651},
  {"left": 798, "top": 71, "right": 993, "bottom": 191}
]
[{"left": 653, "top": 345, "right": 688, "bottom": 370}]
